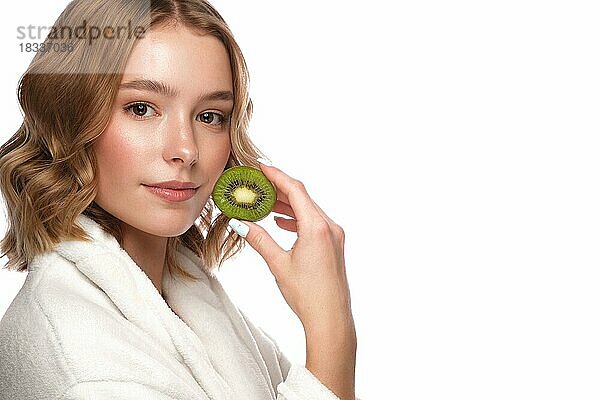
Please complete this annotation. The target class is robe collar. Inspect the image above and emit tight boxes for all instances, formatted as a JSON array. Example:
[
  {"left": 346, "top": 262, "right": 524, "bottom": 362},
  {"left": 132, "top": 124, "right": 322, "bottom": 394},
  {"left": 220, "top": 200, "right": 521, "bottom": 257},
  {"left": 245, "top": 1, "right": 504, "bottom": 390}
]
[{"left": 53, "top": 213, "right": 276, "bottom": 400}]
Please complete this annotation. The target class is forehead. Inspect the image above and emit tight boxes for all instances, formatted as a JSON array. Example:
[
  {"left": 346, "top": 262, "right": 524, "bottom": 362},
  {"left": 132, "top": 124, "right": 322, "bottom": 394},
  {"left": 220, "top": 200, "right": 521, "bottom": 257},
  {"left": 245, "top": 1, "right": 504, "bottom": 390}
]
[{"left": 121, "top": 27, "right": 233, "bottom": 92}]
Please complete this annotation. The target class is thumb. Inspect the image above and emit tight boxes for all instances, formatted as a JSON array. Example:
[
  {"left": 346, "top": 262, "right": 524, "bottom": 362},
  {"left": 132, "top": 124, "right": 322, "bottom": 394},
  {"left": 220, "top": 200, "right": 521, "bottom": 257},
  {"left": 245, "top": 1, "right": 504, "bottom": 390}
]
[{"left": 228, "top": 218, "right": 287, "bottom": 276}]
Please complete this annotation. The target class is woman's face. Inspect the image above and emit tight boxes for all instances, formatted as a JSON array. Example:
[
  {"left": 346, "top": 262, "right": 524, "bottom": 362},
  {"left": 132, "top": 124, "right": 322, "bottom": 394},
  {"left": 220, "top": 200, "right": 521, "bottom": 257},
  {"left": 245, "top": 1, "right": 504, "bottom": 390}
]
[{"left": 93, "top": 26, "right": 233, "bottom": 237}]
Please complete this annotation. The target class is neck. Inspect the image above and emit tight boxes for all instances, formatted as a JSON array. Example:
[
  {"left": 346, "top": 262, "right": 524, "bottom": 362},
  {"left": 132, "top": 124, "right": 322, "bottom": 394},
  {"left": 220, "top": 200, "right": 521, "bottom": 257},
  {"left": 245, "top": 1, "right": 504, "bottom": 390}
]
[{"left": 120, "top": 222, "right": 168, "bottom": 297}]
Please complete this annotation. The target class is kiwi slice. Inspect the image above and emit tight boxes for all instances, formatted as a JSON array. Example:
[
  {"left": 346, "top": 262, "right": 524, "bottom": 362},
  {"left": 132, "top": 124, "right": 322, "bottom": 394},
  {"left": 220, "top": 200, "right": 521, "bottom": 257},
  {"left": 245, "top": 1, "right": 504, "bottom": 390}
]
[{"left": 211, "top": 165, "right": 277, "bottom": 222}]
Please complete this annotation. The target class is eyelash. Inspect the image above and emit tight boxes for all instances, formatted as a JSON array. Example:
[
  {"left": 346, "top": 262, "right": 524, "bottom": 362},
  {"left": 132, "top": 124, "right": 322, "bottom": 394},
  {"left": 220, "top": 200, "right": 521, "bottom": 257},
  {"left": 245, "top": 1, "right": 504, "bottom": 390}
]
[{"left": 123, "top": 102, "right": 230, "bottom": 127}]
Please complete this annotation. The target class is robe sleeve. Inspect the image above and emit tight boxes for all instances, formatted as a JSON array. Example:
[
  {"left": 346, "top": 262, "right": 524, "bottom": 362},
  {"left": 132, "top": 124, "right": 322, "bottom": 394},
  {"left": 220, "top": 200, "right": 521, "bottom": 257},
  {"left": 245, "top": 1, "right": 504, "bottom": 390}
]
[{"left": 256, "top": 326, "right": 363, "bottom": 400}]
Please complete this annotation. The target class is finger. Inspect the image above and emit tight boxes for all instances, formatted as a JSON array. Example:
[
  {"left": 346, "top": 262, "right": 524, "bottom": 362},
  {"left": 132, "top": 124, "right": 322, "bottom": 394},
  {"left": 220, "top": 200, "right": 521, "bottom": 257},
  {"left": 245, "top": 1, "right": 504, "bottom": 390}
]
[
  {"left": 310, "top": 197, "right": 335, "bottom": 226},
  {"left": 277, "top": 185, "right": 334, "bottom": 228},
  {"left": 258, "top": 163, "right": 321, "bottom": 231},
  {"left": 274, "top": 187, "right": 290, "bottom": 205},
  {"left": 229, "top": 218, "right": 288, "bottom": 276},
  {"left": 266, "top": 169, "right": 335, "bottom": 228},
  {"left": 274, "top": 216, "right": 297, "bottom": 232},
  {"left": 272, "top": 199, "right": 295, "bottom": 219}
]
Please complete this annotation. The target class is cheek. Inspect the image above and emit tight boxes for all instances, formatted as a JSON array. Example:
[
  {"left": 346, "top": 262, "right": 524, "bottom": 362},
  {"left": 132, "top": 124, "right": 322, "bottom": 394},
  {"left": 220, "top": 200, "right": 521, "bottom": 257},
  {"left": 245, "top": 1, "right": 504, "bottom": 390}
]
[
  {"left": 202, "top": 133, "right": 231, "bottom": 174},
  {"left": 94, "top": 122, "right": 149, "bottom": 189},
  {"left": 217, "top": 133, "right": 232, "bottom": 162},
  {"left": 196, "top": 129, "right": 230, "bottom": 158}
]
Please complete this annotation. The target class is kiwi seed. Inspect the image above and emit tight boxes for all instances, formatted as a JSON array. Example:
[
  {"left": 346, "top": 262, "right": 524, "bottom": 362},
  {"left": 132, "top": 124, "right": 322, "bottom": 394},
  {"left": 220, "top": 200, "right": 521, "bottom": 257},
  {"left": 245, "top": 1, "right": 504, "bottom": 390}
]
[{"left": 211, "top": 165, "right": 277, "bottom": 222}]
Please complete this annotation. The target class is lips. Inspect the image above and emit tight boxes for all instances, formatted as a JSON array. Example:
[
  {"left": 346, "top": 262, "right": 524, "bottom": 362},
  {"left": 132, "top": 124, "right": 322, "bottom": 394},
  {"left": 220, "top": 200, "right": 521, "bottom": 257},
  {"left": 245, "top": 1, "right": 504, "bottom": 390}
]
[
  {"left": 144, "top": 180, "right": 199, "bottom": 190},
  {"left": 143, "top": 184, "right": 198, "bottom": 202}
]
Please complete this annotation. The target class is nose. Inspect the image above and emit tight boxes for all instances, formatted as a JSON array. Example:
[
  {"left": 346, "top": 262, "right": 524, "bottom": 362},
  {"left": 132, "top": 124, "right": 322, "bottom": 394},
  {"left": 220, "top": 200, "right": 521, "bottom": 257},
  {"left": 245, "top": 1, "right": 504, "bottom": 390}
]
[{"left": 164, "top": 117, "right": 199, "bottom": 167}]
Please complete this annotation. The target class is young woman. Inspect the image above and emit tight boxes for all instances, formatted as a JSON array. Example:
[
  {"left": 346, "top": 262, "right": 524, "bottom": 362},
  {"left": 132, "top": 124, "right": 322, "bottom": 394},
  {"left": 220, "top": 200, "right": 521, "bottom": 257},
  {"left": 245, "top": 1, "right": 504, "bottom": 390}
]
[{"left": 0, "top": 1, "right": 359, "bottom": 399}]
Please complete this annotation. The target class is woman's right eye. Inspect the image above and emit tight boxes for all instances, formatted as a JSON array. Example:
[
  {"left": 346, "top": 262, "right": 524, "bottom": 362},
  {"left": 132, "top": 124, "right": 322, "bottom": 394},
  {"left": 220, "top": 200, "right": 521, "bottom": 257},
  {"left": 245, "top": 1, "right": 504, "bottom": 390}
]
[{"left": 124, "top": 102, "right": 157, "bottom": 119}]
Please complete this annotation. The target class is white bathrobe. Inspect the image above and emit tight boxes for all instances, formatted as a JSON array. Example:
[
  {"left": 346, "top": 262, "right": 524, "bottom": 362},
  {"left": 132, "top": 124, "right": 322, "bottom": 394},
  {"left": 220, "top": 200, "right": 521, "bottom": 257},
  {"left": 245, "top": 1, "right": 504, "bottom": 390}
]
[{"left": 0, "top": 214, "right": 361, "bottom": 400}]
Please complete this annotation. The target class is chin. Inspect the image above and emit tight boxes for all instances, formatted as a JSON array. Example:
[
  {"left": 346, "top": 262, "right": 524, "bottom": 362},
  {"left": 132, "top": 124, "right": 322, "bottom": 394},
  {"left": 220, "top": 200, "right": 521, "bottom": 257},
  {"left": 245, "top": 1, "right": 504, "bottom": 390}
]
[{"left": 147, "top": 218, "right": 196, "bottom": 237}]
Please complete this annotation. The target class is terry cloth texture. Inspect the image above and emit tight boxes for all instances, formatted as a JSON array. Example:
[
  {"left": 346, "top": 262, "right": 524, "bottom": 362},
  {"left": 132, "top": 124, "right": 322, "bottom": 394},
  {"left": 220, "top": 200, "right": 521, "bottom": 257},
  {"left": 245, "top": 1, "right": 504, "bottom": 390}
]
[{"left": 0, "top": 213, "right": 362, "bottom": 400}]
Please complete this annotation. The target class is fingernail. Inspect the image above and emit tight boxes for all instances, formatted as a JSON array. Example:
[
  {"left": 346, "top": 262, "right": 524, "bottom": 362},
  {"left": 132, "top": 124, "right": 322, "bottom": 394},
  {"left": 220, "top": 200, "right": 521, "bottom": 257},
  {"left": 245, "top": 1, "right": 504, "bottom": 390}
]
[
  {"left": 228, "top": 218, "right": 249, "bottom": 238},
  {"left": 256, "top": 157, "right": 273, "bottom": 166}
]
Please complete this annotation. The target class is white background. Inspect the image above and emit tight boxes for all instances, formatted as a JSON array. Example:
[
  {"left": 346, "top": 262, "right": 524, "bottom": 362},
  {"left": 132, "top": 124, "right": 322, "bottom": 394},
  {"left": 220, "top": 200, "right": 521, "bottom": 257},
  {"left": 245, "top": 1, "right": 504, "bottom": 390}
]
[{"left": 1, "top": 1, "right": 600, "bottom": 399}]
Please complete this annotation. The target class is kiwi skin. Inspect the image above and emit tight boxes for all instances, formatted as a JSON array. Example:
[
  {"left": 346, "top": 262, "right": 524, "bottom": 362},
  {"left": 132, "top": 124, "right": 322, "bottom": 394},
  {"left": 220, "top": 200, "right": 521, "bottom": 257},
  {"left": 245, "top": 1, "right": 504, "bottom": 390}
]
[{"left": 211, "top": 165, "right": 277, "bottom": 222}]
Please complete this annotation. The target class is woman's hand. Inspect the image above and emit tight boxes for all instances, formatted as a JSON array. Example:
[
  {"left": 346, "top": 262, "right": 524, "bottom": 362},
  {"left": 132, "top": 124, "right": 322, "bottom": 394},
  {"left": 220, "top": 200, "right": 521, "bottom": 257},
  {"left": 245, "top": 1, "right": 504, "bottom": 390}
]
[
  {"left": 227, "top": 161, "right": 357, "bottom": 399},
  {"left": 228, "top": 161, "right": 354, "bottom": 335}
]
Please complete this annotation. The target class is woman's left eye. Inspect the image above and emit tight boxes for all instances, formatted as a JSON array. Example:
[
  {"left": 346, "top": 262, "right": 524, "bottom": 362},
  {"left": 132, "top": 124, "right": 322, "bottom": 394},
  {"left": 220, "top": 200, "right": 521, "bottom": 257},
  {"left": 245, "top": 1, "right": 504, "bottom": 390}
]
[{"left": 197, "top": 112, "right": 228, "bottom": 126}]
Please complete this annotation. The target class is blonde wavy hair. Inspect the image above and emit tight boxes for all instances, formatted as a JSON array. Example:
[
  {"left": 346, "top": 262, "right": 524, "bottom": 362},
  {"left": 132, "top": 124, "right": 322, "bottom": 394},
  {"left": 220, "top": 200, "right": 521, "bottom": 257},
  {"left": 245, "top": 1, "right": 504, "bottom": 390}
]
[{"left": 0, "top": 0, "right": 267, "bottom": 281}]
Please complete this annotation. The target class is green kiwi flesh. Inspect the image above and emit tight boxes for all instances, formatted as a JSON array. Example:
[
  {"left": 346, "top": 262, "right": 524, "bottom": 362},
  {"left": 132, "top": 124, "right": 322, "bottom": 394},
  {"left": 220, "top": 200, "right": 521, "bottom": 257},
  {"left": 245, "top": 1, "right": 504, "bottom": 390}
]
[{"left": 211, "top": 166, "right": 277, "bottom": 222}]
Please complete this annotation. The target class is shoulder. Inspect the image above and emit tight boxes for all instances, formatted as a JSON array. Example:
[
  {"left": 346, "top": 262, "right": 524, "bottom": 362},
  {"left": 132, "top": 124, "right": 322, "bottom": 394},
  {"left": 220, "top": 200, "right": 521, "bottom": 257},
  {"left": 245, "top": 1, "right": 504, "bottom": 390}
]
[
  {"left": 0, "top": 251, "right": 96, "bottom": 398},
  {"left": 2, "top": 251, "right": 124, "bottom": 334},
  {"left": 0, "top": 253, "right": 71, "bottom": 398},
  {"left": 0, "top": 252, "right": 191, "bottom": 399}
]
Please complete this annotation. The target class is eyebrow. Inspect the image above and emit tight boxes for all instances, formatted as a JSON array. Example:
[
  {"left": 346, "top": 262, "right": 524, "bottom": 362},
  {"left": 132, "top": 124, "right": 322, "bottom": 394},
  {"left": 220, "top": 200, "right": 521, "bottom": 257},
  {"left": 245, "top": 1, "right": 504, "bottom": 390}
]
[{"left": 119, "top": 79, "right": 234, "bottom": 103}]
